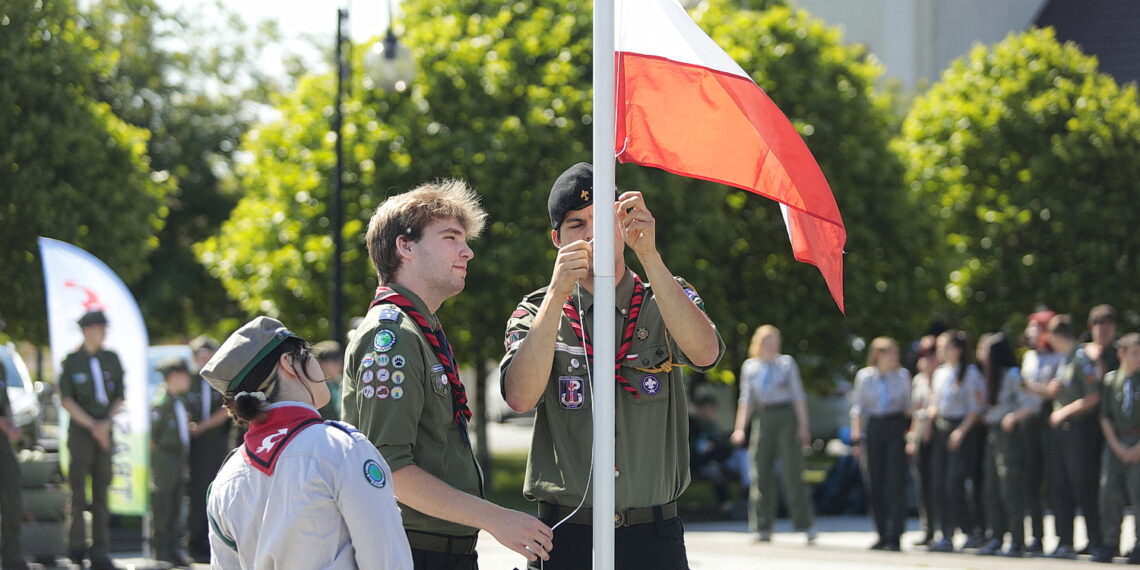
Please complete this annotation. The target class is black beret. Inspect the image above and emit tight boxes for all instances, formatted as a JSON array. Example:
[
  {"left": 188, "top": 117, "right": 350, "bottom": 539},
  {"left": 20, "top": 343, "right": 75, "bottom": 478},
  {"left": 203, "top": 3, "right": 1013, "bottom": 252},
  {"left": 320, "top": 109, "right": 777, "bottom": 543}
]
[
  {"left": 77, "top": 310, "right": 108, "bottom": 328},
  {"left": 548, "top": 162, "right": 593, "bottom": 230}
]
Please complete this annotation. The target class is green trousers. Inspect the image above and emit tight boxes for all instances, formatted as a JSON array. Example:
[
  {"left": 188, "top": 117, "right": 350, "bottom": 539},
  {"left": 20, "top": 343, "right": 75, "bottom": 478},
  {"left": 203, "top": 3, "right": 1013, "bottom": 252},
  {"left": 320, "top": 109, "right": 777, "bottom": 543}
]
[
  {"left": 748, "top": 405, "right": 813, "bottom": 532},
  {"left": 1100, "top": 434, "right": 1140, "bottom": 550},
  {"left": 983, "top": 425, "right": 1026, "bottom": 545},
  {"left": 68, "top": 424, "right": 112, "bottom": 557},
  {"left": 0, "top": 434, "right": 24, "bottom": 566},
  {"left": 150, "top": 448, "right": 187, "bottom": 561}
]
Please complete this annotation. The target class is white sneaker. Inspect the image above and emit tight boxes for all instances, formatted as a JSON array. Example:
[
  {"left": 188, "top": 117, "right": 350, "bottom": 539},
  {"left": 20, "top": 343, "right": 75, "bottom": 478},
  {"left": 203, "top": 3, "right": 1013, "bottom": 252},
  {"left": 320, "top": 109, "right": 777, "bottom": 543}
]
[{"left": 806, "top": 527, "right": 818, "bottom": 545}]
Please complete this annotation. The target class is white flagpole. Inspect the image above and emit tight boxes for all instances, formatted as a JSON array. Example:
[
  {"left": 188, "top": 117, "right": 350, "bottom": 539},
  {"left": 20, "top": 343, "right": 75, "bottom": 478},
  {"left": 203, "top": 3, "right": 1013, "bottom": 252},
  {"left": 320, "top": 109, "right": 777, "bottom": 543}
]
[{"left": 592, "top": 0, "right": 617, "bottom": 567}]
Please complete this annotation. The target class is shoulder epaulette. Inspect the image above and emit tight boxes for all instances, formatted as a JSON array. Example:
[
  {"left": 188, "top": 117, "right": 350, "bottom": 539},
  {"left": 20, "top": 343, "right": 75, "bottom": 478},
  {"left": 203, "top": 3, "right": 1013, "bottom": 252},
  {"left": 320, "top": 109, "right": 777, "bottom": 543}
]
[
  {"left": 523, "top": 286, "right": 549, "bottom": 303},
  {"left": 376, "top": 305, "right": 402, "bottom": 323}
]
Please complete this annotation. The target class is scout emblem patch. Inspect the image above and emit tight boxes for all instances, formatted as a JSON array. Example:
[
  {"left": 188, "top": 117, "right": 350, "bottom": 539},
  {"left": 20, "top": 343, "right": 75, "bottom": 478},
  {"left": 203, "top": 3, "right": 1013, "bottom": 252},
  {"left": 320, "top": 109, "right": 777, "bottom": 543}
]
[
  {"left": 636, "top": 328, "right": 649, "bottom": 340},
  {"left": 377, "top": 354, "right": 390, "bottom": 367},
  {"left": 559, "top": 376, "right": 585, "bottom": 409},
  {"left": 373, "top": 329, "right": 397, "bottom": 352},
  {"left": 74, "top": 372, "right": 89, "bottom": 384},
  {"left": 392, "top": 355, "right": 406, "bottom": 368},
  {"left": 376, "top": 369, "right": 390, "bottom": 383},
  {"left": 511, "top": 308, "right": 528, "bottom": 319},
  {"left": 641, "top": 374, "right": 661, "bottom": 395},
  {"left": 377, "top": 306, "right": 401, "bottom": 322},
  {"left": 376, "top": 386, "right": 390, "bottom": 399},
  {"left": 363, "top": 459, "right": 387, "bottom": 488},
  {"left": 362, "top": 385, "right": 376, "bottom": 399},
  {"left": 391, "top": 387, "right": 404, "bottom": 399},
  {"left": 361, "top": 354, "right": 375, "bottom": 368},
  {"left": 392, "top": 371, "right": 405, "bottom": 384},
  {"left": 362, "top": 370, "right": 375, "bottom": 384}
]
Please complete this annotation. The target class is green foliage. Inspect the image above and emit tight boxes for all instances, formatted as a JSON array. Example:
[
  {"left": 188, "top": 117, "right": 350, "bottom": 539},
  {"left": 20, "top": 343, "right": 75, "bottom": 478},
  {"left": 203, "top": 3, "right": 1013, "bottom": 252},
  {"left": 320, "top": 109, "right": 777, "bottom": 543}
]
[
  {"left": 202, "top": 0, "right": 929, "bottom": 390},
  {"left": 0, "top": 0, "right": 173, "bottom": 343},
  {"left": 895, "top": 27, "right": 1140, "bottom": 334}
]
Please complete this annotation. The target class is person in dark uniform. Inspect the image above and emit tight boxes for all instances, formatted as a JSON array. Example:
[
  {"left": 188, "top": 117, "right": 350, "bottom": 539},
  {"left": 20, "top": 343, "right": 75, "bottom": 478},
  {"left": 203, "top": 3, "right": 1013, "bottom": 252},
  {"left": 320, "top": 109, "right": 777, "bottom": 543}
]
[
  {"left": 500, "top": 163, "right": 725, "bottom": 569},
  {"left": 1099, "top": 333, "right": 1140, "bottom": 565},
  {"left": 150, "top": 357, "right": 193, "bottom": 567},
  {"left": 1044, "top": 313, "right": 1108, "bottom": 559},
  {"left": 58, "top": 310, "right": 122, "bottom": 570},
  {"left": 905, "top": 335, "right": 938, "bottom": 548},
  {"left": 343, "top": 180, "right": 553, "bottom": 569},
  {"left": 849, "top": 337, "right": 911, "bottom": 552},
  {"left": 1019, "top": 309, "right": 1063, "bottom": 554},
  {"left": 311, "top": 340, "right": 344, "bottom": 421},
  {"left": 0, "top": 360, "right": 30, "bottom": 570},
  {"left": 186, "top": 335, "right": 229, "bottom": 563}
]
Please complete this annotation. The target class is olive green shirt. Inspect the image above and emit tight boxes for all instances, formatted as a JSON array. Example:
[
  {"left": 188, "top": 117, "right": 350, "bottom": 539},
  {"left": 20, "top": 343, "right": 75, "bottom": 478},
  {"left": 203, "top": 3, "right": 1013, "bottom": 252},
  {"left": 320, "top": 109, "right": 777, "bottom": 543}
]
[
  {"left": 1054, "top": 345, "right": 1102, "bottom": 413},
  {"left": 499, "top": 272, "right": 725, "bottom": 510},
  {"left": 342, "top": 283, "right": 482, "bottom": 536},
  {"left": 151, "top": 390, "right": 193, "bottom": 455},
  {"left": 1102, "top": 369, "right": 1140, "bottom": 434},
  {"left": 0, "top": 363, "right": 10, "bottom": 417},
  {"left": 59, "top": 348, "right": 124, "bottom": 419}
]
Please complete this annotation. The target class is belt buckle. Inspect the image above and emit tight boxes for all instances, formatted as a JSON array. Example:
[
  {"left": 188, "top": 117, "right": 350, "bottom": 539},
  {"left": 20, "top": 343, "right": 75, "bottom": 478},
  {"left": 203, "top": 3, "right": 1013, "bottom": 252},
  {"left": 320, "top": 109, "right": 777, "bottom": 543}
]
[{"left": 613, "top": 510, "right": 626, "bottom": 528}]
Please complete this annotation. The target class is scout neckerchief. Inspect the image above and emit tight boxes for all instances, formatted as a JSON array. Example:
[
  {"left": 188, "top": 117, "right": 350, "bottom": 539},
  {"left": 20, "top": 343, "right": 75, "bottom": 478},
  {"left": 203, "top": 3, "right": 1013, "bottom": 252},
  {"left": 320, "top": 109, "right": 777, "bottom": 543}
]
[
  {"left": 241, "top": 403, "right": 324, "bottom": 475},
  {"left": 563, "top": 273, "right": 646, "bottom": 398},
  {"left": 370, "top": 287, "right": 473, "bottom": 426}
]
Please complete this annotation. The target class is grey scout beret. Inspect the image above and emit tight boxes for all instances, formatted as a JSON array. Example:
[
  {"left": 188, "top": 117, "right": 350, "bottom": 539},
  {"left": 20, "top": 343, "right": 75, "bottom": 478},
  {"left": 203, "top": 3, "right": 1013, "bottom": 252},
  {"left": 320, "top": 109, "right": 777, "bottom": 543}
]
[{"left": 200, "top": 316, "right": 299, "bottom": 394}]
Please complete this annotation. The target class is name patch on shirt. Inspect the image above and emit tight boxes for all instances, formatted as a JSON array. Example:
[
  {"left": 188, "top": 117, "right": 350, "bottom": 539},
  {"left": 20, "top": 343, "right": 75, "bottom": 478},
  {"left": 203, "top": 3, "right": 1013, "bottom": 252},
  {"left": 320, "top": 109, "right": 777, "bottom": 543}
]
[
  {"left": 559, "top": 376, "right": 585, "bottom": 409},
  {"left": 363, "top": 459, "right": 387, "bottom": 488}
]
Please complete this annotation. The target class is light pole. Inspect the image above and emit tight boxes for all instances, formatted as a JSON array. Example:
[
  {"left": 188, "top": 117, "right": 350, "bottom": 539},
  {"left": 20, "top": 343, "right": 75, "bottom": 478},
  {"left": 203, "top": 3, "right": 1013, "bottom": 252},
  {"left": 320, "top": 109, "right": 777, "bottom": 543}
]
[{"left": 332, "top": 2, "right": 414, "bottom": 345}]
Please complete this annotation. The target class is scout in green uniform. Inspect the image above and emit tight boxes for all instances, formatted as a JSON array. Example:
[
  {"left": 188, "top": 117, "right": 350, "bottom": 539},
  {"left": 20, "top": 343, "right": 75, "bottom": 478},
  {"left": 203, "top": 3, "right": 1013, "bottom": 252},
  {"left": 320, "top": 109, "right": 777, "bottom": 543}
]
[
  {"left": 1044, "top": 314, "right": 1106, "bottom": 559},
  {"left": 311, "top": 340, "right": 343, "bottom": 421},
  {"left": 58, "top": 310, "right": 123, "bottom": 570},
  {"left": 186, "top": 335, "right": 230, "bottom": 563},
  {"left": 150, "top": 357, "right": 194, "bottom": 566},
  {"left": 343, "top": 180, "right": 552, "bottom": 570},
  {"left": 499, "top": 163, "right": 725, "bottom": 570},
  {"left": 1099, "top": 333, "right": 1140, "bottom": 565},
  {"left": 0, "top": 361, "right": 30, "bottom": 570}
]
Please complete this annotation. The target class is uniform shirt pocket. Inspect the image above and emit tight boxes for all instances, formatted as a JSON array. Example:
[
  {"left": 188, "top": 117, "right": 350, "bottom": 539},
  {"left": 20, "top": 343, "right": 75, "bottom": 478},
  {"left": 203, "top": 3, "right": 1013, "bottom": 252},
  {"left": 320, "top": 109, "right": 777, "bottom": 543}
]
[{"left": 624, "top": 342, "right": 672, "bottom": 404}]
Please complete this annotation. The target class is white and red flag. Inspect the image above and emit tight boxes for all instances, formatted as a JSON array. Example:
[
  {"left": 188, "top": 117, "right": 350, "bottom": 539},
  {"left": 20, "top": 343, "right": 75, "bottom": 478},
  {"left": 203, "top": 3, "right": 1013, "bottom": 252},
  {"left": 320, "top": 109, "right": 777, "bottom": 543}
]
[{"left": 615, "top": 0, "right": 847, "bottom": 312}]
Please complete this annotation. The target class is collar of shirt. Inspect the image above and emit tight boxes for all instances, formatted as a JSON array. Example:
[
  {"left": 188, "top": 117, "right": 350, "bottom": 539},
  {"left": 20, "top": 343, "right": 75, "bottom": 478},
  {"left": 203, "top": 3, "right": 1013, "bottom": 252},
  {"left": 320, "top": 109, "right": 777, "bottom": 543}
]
[
  {"left": 386, "top": 282, "right": 441, "bottom": 330},
  {"left": 264, "top": 401, "right": 320, "bottom": 413},
  {"left": 565, "top": 269, "right": 637, "bottom": 314}
]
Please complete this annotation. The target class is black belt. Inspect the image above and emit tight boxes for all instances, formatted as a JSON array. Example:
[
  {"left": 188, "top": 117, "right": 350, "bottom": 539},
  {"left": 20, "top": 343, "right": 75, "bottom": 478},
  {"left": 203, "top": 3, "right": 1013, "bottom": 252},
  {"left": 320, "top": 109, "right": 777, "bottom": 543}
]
[
  {"left": 538, "top": 501, "right": 678, "bottom": 528},
  {"left": 869, "top": 412, "right": 908, "bottom": 422},
  {"left": 757, "top": 401, "right": 792, "bottom": 411},
  {"left": 405, "top": 530, "right": 478, "bottom": 555}
]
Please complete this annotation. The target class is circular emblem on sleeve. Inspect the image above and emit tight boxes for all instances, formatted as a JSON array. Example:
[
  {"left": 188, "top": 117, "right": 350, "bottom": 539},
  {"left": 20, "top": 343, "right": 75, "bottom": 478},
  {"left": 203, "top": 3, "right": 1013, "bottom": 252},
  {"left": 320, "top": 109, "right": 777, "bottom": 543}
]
[
  {"left": 373, "top": 329, "right": 397, "bottom": 352},
  {"left": 391, "top": 387, "right": 404, "bottom": 399},
  {"left": 363, "top": 459, "right": 387, "bottom": 488},
  {"left": 361, "top": 354, "right": 375, "bottom": 368},
  {"left": 376, "top": 386, "right": 390, "bottom": 399},
  {"left": 392, "top": 371, "right": 405, "bottom": 384},
  {"left": 392, "top": 355, "right": 406, "bottom": 368},
  {"left": 362, "top": 385, "right": 376, "bottom": 399},
  {"left": 641, "top": 374, "right": 661, "bottom": 395},
  {"left": 376, "top": 368, "right": 391, "bottom": 383},
  {"left": 376, "top": 354, "right": 390, "bottom": 367},
  {"left": 362, "top": 370, "right": 375, "bottom": 384}
]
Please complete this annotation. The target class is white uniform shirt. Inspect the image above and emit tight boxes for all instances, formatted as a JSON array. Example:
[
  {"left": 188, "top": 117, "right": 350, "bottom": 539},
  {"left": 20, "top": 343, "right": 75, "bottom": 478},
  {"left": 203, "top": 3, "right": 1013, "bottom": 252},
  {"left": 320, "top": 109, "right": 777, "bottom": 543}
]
[
  {"left": 931, "top": 363, "right": 986, "bottom": 419},
  {"left": 739, "top": 355, "right": 806, "bottom": 408},
  {"left": 207, "top": 402, "right": 412, "bottom": 569}
]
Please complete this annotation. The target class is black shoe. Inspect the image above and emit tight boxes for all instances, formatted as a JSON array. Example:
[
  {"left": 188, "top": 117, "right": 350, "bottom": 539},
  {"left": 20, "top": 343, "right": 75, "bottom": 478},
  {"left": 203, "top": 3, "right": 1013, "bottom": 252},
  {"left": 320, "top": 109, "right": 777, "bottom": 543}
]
[
  {"left": 1026, "top": 539, "right": 1044, "bottom": 555},
  {"left": 89, "top": 555, "right": 119, "bottom": 570},
  {"left": 1127, "top": 549, "right": 1140, "bottom": 565},
  {"left": 1000, "top": 544, "right": 1026, "bottom": 558},
  {"left": 913, "top": 534, "right": 934, "bottom": 547},
  {"left": 976, "top": 538, "right": 1002, "bottom": 556},
  {"left": 962, "top": 533, "right": 985, "bottom": 549},
  {"left": 928, "top": 538, "right": 954, "bottom": 553},
  {"left": 869, "top": 539, "right": 886, "bottom": 550},
  {"left": 1092, "top": 546, "right": 1118, "bottom": 563},
  {"left": 67, "top": 550, "right": 85, "bottom": 565},
  {"left": 883, "top": 541, "right": 902, "bottom": 552},
  {"left": 1050, "top": 544, "right": 1078, "bottom": 559}
]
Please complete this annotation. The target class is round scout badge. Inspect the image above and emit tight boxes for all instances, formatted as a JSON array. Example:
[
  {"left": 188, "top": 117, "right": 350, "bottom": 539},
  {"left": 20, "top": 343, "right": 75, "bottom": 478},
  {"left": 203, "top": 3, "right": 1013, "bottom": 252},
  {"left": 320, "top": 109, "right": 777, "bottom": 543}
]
[
  {"left": 362, "top": 369, "right": 375, "bottom": 384},
  {"left": 363, "top": 459, "right": 387, "bottom": 488},
  {"left": 641, "top": 374, "right": 661, "bottom": 395},
  {"left": 376, "top": 386, "right": 391, "bottom": 399},
  {"left": 391, "top": 387, "right": 404, "bottom": 399},
  {"left": 361, "top": 354, "right": 375, "bottom": 368},
  {"left": 376, "top": 354, "right": 390, "bottom": 367},
  {"left": 373, "top": 329, "right": 397, "bottom": 352},
  {"left": 392, "top": 371, "right": 405, "bottom": 385},
  {"left": 377, "top": 369, "right": 391, "bottom": 383},
  {"left": 392, "top": 355, "right": 406, "bottom": 368},
  {"left": 362, "top": 385, "right": 376, "bottom": 399}
]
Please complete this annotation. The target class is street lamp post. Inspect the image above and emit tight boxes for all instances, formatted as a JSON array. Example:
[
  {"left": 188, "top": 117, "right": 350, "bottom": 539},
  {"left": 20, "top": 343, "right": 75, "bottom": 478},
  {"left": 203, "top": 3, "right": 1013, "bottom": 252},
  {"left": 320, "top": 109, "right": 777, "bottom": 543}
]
[{"left": 331, "top": 3, "right": 414, "bottom": 345}]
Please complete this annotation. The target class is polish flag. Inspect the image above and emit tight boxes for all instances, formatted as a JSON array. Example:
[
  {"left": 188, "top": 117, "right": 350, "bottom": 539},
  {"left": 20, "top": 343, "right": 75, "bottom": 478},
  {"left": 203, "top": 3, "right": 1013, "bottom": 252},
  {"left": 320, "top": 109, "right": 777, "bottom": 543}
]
[{"left": 615, "top": 0, "right": 847, "bottom": 312}]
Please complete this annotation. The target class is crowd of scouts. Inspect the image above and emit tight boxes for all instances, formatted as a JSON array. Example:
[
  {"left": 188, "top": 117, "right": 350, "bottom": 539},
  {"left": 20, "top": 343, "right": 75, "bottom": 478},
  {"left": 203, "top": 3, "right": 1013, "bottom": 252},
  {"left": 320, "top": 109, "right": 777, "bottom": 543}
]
[{"left": 849, "top": 305, "right": 1140, "bottom": 563}]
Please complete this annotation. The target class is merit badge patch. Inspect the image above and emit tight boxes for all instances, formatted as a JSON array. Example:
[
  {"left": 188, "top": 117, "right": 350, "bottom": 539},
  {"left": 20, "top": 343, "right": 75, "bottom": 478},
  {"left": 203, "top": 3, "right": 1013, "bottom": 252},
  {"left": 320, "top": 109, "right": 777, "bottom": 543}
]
[
  {"left": 431, "top": 364, "right": 445, "bottom": 374},
  {"left": 392, "top": 371, "right": 405, "bottom": 384},
  {"left": 641, "top": 374, "right": 661, "bottom": 395},
  {"left": 391, "top": 387, "right": 404, "bottom": 399},
  {"left": 362, "top": 370, "right": 375, "bottom": 384},
  {"left": 511, "top": 308, "right": 529, "bottom": 319},
  {"left": 636, "top": 328, "right": 649, "bottom": 340},
  {"left": 559, "top": 376, "right": 585, "bottom": 409},
  {"left": 363, "top": 459, "right": 387, "bottom": 488},
  {"left": 376, "top": 385, "right": 391, "bottom": 399},
  {"left": 73, "top": 372, "right": 89, "bottom": 384},
  {"left": 377, "top": 306, "right": 401, "bottom": 322},
  {"left": 682, "top": 284, "right": 701, "bottom": 303},
  {"left": 392, "top": 355, "right": 406, "bottom": 368},
  {"left": 361, "top": 354, "right": 375, "bottom": 368},
  {"left": 362, "top": 385, "right": 376, "bottom": 399},
  {"left": 373, "top": 329, "right": 397, "bottom": 352},
  {"left": 570, "top": 358, "right": 580, "bottom": 369},
  {"left": 376, "top": 369, "right": 391, "bottom": 383},
  {"left": 376, "top": 354, "right": 390, "bottom": 367}
]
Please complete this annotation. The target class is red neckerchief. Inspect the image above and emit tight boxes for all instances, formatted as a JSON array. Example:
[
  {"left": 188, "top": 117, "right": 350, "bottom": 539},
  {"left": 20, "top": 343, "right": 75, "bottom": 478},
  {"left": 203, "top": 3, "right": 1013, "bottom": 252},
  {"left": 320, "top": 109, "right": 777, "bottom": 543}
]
[
  {"left": 370, "top": 287, "right": 472, "bottom": 425},
  {"left": 562, "top": 273, "right": 646, "bottom": 398},
  {"left": 241, "top": 404, "right": 324, "bottom": 475}
]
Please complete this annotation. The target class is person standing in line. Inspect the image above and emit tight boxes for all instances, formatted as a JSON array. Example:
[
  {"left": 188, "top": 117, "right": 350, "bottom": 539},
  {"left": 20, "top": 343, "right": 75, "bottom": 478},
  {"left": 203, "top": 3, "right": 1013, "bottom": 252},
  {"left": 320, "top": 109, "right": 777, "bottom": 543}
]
[
  {"left": 731, "top": 325, "right": 816, "bottom": 544},
  {"left": 1019, "top": 309, "right": 1062, "bottom": 554},
  {"left": 59, "top": 310, "right": 123, "bottom": 570},
  {"left": 1098, "top": 333, "right": 1140, "bottom": 565},
  {"left": 500, "top": 162, "right": 724, "bottom": 569},
  {"left": 150, "top": 357, "right": 194, "bottom": 567},
  {"left": 204, "top": 317, "right": 412, "bottom": 568},
  {"left": 0, "top": 358, "right": 30, "bottom": 570},
  {"left": 186, "top": 335, "right": 230, "bottom": 564},
  {"left": 906, "top": 335, "right": 939, "bottom": 548},
  {"left": 975, "top": 332, "right": 1037, "bottom": 557},
  {"left": 311, "top": 340, "right": 344, "bottom": 421},
  {"left": 849, "top": 337, "right": 911, "bottom": 552},
  {"left": 1043, "top": 314, "right": 1106, "bottom": 559},
  {"left": 926, "top": 330, "right": 986, "bottom": 553},
  {"left": 344, "top": 181, "right": 553, "bottom": 569}
]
